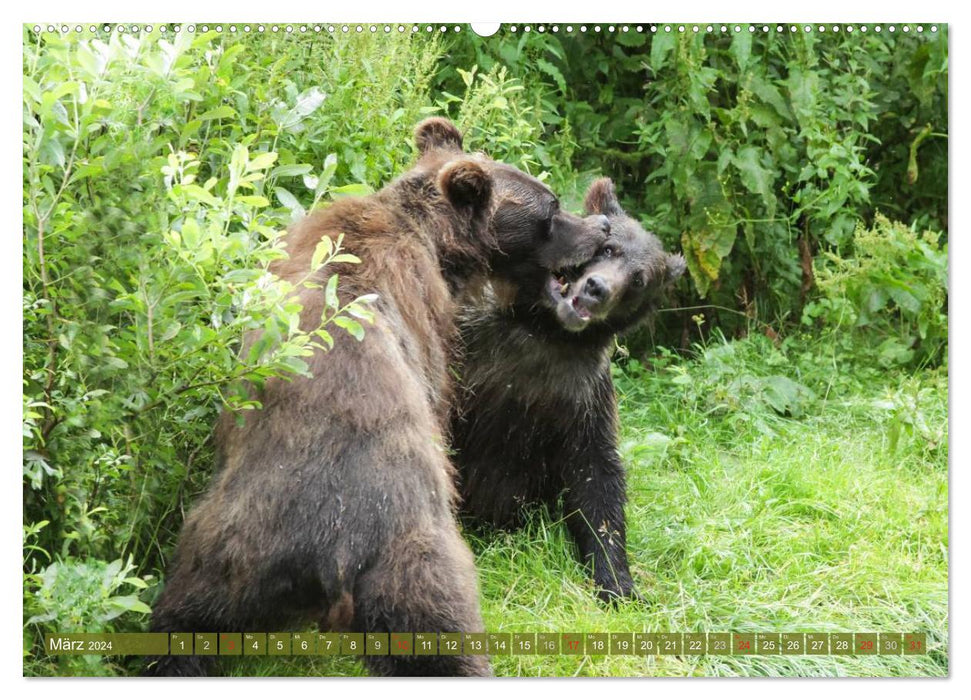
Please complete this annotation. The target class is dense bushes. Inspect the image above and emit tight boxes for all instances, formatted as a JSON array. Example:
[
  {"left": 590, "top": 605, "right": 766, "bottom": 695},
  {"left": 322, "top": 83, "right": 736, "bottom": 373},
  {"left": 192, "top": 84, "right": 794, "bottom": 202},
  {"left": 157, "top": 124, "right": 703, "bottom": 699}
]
[
  {"left": 22, "top": 25, "right": 947, "bottom": 674},
  {"left": 448, "top": 26, "right": 948, "bottom": 342},
  {"left": 805, "top": 214, "right": 947, "bottom": 369}
]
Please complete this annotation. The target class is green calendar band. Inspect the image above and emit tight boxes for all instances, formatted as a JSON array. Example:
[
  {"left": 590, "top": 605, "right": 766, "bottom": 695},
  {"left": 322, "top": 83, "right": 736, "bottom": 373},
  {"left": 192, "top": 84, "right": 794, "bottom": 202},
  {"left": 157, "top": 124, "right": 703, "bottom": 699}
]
[
  {"left": 45, "top": 632, "right": 928, "bottom": 656},
  {"left": 44, "top": 633, "right": 169, "bottom": 656}
]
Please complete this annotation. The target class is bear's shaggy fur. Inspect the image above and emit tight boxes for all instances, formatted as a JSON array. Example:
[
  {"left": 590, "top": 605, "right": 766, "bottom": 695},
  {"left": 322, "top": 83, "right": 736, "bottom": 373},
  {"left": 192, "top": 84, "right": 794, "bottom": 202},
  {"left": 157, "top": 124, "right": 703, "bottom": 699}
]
[
  {"left": 451, "top": 178, "right": 685, "bottom": 602},
  {"left": 146, "top": 120, "right": 607, "bottom": 676}
]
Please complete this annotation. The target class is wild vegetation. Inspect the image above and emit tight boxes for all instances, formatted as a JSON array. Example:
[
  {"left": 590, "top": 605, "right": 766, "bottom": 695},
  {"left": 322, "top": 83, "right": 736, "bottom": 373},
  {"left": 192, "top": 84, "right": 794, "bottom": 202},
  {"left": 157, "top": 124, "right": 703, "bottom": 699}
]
[{"left": 23, "top": 24, "right": 947, "bottom": 676}]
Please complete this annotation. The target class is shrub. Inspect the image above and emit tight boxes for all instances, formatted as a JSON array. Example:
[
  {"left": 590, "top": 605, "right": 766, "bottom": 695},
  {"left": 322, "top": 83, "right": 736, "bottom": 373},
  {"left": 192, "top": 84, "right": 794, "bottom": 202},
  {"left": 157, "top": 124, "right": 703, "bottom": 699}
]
[
  {"left": 22, "top": 28, "right": 382, "bottom": 666},
  {"left": 803, "top": 214, "right": 947, "bottom": 369},
  {"left": 443, "top": 26, "right": 948, "bottom": 345}
]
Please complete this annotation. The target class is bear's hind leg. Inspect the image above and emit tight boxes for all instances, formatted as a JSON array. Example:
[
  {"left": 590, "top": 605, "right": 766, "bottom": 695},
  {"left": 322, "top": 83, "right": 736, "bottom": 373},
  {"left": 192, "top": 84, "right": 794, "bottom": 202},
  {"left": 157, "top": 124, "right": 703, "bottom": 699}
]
[
  {"left": 352, "top": 525, "right": 491, "bottom": 676},
  {"left": 143, "top": 574, "right": 226, "bottom": 676}
]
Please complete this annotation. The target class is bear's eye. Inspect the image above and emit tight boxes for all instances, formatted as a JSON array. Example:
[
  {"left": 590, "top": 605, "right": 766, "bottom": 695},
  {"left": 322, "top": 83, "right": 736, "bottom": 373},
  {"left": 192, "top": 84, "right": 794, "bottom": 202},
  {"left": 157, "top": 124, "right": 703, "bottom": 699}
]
[
  {"left": 632, "top": 274, "right": 646, "bottom": 288},
  {"left": 602, "top": 244, "right": 618, "bottom": 258}
]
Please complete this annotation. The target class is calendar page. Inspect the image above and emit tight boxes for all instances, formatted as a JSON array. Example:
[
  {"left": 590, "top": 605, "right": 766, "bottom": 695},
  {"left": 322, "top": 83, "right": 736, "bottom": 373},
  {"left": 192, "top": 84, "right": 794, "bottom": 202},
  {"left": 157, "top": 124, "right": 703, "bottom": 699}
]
[{"left": 22, "top": 18, "right": 948, "bottom": 680}]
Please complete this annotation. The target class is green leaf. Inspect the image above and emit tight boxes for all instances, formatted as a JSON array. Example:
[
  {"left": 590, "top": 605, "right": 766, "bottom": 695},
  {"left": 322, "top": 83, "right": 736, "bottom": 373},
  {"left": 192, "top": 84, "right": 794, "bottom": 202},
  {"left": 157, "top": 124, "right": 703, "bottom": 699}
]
[
  {"left": 665, "top": 119, "right": 711, "bottom": 162},
  {"left": 748, "top": 74, "right": 792, "bottom": 120},
  {"left": 787, "top": 68, "right": 820, "bottom": 126},
  {"left": 887, "top": 285, "right": 922, "bottom": 315},
  {"left": 650, "top": 32, "right": 676, "bottom": 72},
  {"left": 330, "top": 253, "right": 361, "bottom": 264},
  {"left": 330, "top": 183, "right": 373, "bottom": 198},
  {"left": 679, "top": 169, "right": 737, "bottom": 297},
  {"left": 49, "top": 81, "right": 80, "bottom": 102},
  {"left": 198, "top": 105, "right": 236, "bottom": 121},
  {"left": 159, "top": 322, "right": 182, "bottom": 343},
  {"left": 23, "top": 75, "right": 42, "bottom": 105},
  {"left": 180, "top": 119, "right": 202, "bottom": 145},
  {"left": 246, "top": 152, "right": 279, "bottom": 172},
  {"left": 681, "top": 225, "right": 736, "bottom": 298},
  {"left": 333, "top": 315, "right": 365, "bottom": 341},
  {"left": 730, "top": 30, "right": 752, "bottom": 71},
  {"left": 274, "top": 187, "right": 305, "bottom": 219},
  {"left": 324, "top": 274, "right": 339, "bottom": 310},
  {"left": 270, "top": 164, "right": 313, "bottom": 179},
  {"left": 75, "top": 42, "right": 107, "bottom": 78},
  {"left": 457, "top": 67, "right": 477, "bottom": 87},
  {"left": 181, "top": 218, "right": 201, "bottom": 249},
  {"left": 616, "top": 30, "right": 647, "bottom": 48},
  {"left": 278, "top": 356, "right": 311, "bottom": 377},
  {"left": 536, "top": 58, "right": 566, "bottom": 94},
  {"left": 102, "top": 558, "right": 124, "bottom": 585},
  {"left": 40, "top": 137, "right": 66, "bottom": 169},
  {"left": 217, "top": 44, "right": 246, "bottom": 78},
  {"left": 314, "top": 329, "right": 334, "bottom": 350},
  {"left": 311, "top": 237, "right": 334, "bottom": 271},
  {"left": 761, "top": 376, "right": 814, "bottom": 417},
  {"left": 314, "top": 153, "right": 338, "bottom": 197},
  {"left": 178, "top": 184, "right": 220, "bottom": 206},
  {"left": 231, "top": 144, "right": 249, "bottom": 167},
  {"left": 275, "top": 87, "right": 326, "bottom": 130},
  {"left": 345, "top": 304, "right": 375, "bottom": 324},
  {"left": 733, "top": 146, "right": 776, "bottom": 217}
]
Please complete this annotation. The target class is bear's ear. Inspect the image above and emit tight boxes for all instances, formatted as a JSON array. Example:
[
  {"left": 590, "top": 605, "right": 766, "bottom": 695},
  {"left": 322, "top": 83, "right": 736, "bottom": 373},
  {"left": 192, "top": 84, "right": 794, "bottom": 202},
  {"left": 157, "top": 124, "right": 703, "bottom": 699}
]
[
  {"left": 438, "top": 158, "right": 492, "bottom": 214},
  {"left": 415, "top": 117, "right": 464, "bottom": 154},
  {"left": 666, "top": 252, "right": 687, "bottom": 284},
  {"left": 584, "top": 177, "right": 624, "bottom": 217}
]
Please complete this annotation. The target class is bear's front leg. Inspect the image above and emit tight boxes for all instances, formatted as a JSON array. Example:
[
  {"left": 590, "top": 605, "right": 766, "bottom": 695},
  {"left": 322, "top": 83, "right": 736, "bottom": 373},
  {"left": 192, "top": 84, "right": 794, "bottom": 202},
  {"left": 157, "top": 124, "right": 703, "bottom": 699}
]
[{"left": 561, "top": 442, "right": 640, "bottom": 603}]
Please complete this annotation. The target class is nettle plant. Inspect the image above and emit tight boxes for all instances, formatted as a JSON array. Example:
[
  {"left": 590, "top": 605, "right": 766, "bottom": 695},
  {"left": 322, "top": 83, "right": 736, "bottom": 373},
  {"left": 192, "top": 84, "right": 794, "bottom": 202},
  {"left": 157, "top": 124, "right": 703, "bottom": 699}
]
[
  {"left": 633, "top": 30, "right": 881, "bottom": 308},
  {"left": 803, "top": 214, "right": 947, "bottom": 369}
]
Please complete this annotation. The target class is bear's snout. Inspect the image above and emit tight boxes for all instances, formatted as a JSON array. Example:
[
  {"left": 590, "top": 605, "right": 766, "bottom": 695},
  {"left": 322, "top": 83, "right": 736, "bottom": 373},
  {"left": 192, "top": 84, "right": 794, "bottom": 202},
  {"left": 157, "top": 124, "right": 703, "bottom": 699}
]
[{"left": 583, "top": 275, "right": 609, "bottom": 302}]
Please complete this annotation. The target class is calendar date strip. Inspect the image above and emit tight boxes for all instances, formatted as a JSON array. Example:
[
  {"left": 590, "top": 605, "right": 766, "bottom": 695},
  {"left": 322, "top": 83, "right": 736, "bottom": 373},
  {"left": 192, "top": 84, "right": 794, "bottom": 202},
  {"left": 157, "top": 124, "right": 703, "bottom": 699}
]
[{"left": 45, "top": 631, "right": 928, "bottom": 656}]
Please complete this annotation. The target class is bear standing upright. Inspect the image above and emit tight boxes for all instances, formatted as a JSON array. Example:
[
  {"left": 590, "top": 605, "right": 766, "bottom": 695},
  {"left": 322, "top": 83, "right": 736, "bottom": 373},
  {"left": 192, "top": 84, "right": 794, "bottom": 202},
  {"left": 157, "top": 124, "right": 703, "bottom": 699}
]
[
  {"left": 146, "top": 119, "right": 608, "bottom": 676},
  {"left": 452, "top": 178, "right": 685, "bottom": 602}
]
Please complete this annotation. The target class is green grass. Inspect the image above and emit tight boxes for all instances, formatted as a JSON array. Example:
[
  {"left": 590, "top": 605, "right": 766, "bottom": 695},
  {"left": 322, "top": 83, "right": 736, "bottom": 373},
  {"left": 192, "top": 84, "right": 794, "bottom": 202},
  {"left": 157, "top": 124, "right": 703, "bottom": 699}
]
[
  {"left": 233, "top": 334, "right": 944, "bottom": 678},
  {"left": 100, "top": 333, "right": 953, "bottom": 678},
  {"left": 453, "top": 344, "right": 943, "bottom": 677},
  {"left": 216, "top": 334, "right": 948, "bottom": 678}
]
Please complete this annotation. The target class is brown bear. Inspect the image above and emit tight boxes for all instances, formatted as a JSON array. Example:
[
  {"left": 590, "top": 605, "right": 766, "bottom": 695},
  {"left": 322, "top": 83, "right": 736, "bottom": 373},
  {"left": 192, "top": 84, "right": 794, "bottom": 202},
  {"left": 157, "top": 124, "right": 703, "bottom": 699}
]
[
  {"left": 145, "top": 119, "right": 608, "bottom": 677},
  {"left": 451, "top": 178, "right": 685, "bottom": 603}
]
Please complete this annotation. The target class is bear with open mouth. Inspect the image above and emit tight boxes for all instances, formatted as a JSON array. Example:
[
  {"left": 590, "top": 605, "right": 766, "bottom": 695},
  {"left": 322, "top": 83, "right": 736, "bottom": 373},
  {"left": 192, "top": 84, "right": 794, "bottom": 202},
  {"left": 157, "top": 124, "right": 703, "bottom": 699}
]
[
  {"left": 452, "top": 177, "right": 685, "bottom": 602},
  {"left": 145, "top": 120, "right": 609, "bottom": 677}
]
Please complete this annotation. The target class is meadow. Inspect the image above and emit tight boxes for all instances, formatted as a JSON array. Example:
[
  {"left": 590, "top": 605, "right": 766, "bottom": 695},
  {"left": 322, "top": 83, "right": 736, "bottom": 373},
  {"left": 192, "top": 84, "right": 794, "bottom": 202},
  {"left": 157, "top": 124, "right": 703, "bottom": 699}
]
[{"left": 207, "top": 330, "right": 948, "bottom": 677}]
